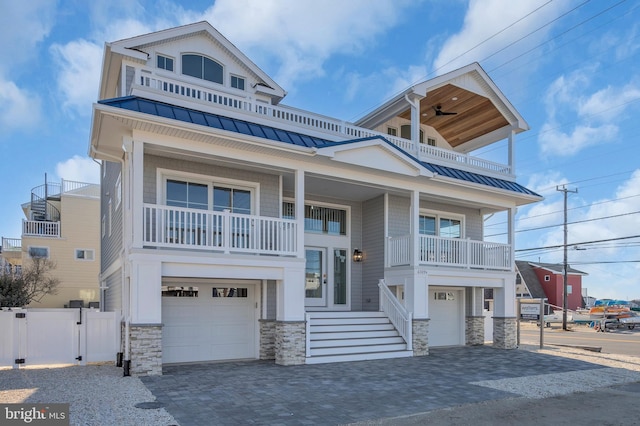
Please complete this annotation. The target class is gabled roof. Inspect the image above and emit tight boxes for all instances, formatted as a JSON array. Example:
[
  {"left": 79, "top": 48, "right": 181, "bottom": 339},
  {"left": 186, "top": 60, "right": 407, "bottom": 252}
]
[
  {"left": 97, "top": 96, "right": 541, "bottom": 197},
  {"left": 100, "top": 21, "right": 286, "bottom": 104},
  {"left": 515, "top": 261, "right": 547, "bottom": 299},
  {"left": 527, "top": 262, "right": 588, "bottom": 276},
  {"left": 356, "top": 63, "right": 528, "bottom": 152}
]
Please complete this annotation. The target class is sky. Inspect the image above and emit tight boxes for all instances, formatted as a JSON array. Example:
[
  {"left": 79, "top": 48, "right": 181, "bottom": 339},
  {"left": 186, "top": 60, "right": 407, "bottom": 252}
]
[{"left": 1, "top": 0, "right": 639, "bottom": 301}]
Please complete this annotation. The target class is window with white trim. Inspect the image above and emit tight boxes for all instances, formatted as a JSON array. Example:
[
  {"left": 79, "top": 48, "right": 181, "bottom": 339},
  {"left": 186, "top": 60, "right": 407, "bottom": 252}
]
[
  {"left": 282, "top": 201, "right": 347, "bottom": 236},
  {"left": 75, "top": 249, "right": 95, "bottom": 261},
  {"left": 28, "top": 246, "right": 49, "bottom": 258},
  {"left": 182, "top": 54, "right": 223, "bottom": 84},
  {"left": 419, "top": 212, "right": 463, "bottom": 238},
  {"left": 387, "top": 126, "right": 398, "bottom": 137},
  {"left": 162, "top": 172, "right": 256, "bottom": 215},
  {"left": 157, "top": 54, "right": 174, "bottom": 72},
  {"left": 230, "top": 75, "right": 245, "bottom": 90}
]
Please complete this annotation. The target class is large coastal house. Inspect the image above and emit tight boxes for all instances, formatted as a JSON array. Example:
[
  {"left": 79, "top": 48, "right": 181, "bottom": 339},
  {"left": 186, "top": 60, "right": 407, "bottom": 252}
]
[
  {"left": 1, "top": 177, "right": 101, "bottom": 308},
  {"left": 89, "top": 21, "right": 542, "bottom": 376}
]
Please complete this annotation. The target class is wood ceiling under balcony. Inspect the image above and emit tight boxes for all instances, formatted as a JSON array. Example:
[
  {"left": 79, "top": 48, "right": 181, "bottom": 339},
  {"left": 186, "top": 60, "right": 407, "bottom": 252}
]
[{"left": 398, "top": 84, "right": 509, "bottom": 148}]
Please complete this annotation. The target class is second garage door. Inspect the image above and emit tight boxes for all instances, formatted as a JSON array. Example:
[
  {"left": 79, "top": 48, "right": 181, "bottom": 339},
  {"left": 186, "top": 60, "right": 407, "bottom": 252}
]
[
  {"left": 428, "top": 289, "right": 464, "bottom": 347},
  {"left": 162, "top": 282, "right": 257, "bottom": 364}
]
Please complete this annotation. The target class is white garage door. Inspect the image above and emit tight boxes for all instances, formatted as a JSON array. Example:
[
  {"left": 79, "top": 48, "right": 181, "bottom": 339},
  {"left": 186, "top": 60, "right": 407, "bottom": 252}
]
[
  {"left": 428, "top": 289, "right": 464, "bottom": 347},
  {"left": 162, "top": 283, "right": 257, "bottom": 364}
]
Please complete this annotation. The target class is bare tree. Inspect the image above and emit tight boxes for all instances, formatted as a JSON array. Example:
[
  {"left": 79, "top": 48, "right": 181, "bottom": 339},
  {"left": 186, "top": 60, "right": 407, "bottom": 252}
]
[{"left": 0, "top": 258, "right": 60, "bottom": 307}]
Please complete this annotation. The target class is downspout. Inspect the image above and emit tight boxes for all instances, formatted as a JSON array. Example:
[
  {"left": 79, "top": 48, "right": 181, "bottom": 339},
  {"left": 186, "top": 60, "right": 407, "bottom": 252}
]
[{"left": 90, "top": 144, "right": 130, "bottom": 375}]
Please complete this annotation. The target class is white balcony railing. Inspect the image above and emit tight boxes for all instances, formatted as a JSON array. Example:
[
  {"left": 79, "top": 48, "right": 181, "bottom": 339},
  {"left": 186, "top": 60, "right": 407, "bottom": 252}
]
[
  {"left": 133, "top": 68, "right": 513, "bottom": 178},
  {"left": 378, "top": 279, "right": 412, "bottom": 350},
  {"left": 142, "top": 204, "right": 298, "bottom": 255},
  {"left": 387, "top": 235, "right": 511, "bottom": 271},
  {"left": 1, "top": 237, "right": 21, "bottom": 251},
  {"left": 22, "top": 220, "right": 61, "bottom": 238}
]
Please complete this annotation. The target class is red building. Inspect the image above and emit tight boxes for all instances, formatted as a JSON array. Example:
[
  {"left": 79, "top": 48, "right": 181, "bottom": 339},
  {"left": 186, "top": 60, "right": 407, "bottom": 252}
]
[{"left": 515, "top": 261, "right": 587, "bottom": 311}]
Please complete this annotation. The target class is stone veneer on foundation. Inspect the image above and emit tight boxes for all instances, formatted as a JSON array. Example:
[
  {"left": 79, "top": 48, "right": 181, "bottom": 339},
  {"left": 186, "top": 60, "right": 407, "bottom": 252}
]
[
  {"left": 259, "top": 319, "right": 277, "bottom": 360},
  {"left": 492, "top": 317, "right": 517, "bottom": 349},
  {"left": 275, "top": 321, "right": 306, "bottom": 365},
  {"left": 465, "top": 316, "right": 485, "bottom": 346},
  {"left": 129, "top": 324, "right": 162, "bottom": 376},
  {"left": 412, "top": 318, "right": 429, "bottom": 356}
]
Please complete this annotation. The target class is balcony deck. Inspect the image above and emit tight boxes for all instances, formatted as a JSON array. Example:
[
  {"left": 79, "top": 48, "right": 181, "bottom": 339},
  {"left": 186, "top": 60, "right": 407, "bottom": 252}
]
[
  {"left": 131, "top": 68, "right": 513, "bottom": 180},
  {"left": 387, "top": 235, "right": 511, "bottom": 271},
  {"left": 142, "top": 204, "right": 298, "bottom": 256}
]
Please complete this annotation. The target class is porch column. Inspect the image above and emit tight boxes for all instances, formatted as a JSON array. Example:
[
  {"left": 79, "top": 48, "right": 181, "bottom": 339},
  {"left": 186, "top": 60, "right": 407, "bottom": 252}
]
[
  {"left": 129, "top": 138, "right": 144, "bottom": 249},
  {"left": 508, "top": 207, "right": 516, "bottom": 272},
  {"left": 405, "top": 92, "right": 423, "bottom": 152},
  {"left": 410, "top": 190, "right": 420, "bottom": 267},
  {"left": 493, "top": 277, "right": 517, "bottom": 349},
  {"left": 508, "top": 129, "right": 515, "bottom": 175},
  {"left": 295, "top": 169, "right": 305, "bottom": 259},
  {"left": 465, "top": 287, "right": 485, "bottom": 346},
  {"left": 275, "top": 265, "right": 306, "bottom": 365},
  {"left": 128, "top": 258, "right": 162, "bottom": 376}
]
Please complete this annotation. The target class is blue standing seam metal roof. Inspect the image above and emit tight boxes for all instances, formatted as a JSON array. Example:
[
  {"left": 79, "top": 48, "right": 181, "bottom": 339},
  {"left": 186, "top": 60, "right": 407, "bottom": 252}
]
[{"left": 98, "top": 96, "right": 541, "bottom": 197}]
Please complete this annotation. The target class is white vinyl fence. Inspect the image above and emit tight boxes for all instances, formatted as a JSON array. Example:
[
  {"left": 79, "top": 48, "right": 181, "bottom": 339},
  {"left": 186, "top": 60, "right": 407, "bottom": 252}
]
[{"left": 0, "top": 308, "right": 120, "bottom": 368}]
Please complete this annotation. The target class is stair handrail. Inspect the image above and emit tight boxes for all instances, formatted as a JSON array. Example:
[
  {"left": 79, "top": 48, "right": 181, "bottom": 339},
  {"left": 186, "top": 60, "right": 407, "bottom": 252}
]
[
  {"left": 378, "top": 279, "right": 412, "bottom": 351},
  {"left": 30, "top": 192, "right": 61, "bottom": 222}
]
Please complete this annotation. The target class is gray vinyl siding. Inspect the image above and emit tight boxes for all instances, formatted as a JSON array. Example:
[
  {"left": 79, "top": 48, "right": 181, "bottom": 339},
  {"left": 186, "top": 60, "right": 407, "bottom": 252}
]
[
  {"left": 101, "top": 161, "right": 123, "bottom": 273},
  {"left": 144, "top": 155, "right": 280, "bottom": 217},
  {"left": 361, "top": 195, "right": 385, "bottom": 311},
  {"left": 388, "top": 195, "right": 411, "bottom": 237},
  {"left": 266, "top": 280, "right": 276, "bottom": 320},
  {"left": 104, "top": 268, "right": 122, "bottom": 312}
]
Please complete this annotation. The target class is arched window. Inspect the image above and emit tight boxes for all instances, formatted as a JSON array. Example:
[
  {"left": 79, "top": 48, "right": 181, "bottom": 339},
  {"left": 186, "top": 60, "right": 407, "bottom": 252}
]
[{"left": 181, "top": 54, "right": 223, "bottom": 84}]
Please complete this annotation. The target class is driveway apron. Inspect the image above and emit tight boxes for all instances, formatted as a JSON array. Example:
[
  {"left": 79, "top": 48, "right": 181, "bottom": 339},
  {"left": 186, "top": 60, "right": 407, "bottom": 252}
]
[{"left": 140, "top": 346, "right": 606, "bottom": 425}]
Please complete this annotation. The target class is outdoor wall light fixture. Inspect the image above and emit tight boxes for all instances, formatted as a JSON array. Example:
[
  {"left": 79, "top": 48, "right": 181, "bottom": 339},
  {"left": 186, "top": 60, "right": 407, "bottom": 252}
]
[{"left": 353, "top": 249, "right": 363, "bottom": 263}]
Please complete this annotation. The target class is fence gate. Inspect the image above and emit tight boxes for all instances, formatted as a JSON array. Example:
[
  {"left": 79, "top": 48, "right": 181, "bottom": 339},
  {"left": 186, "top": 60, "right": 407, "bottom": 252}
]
[{"left": 0, "top": 308, "right": 119, "bottom": 368}]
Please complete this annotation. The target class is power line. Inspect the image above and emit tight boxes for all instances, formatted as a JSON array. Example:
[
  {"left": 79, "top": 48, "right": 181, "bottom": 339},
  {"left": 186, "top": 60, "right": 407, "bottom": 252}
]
[
  {"left": 515, "top": 234, "right": 640, "bottom": 252},
  {"left": 486, "top": 209, "right": 640, "bottom": 237}
]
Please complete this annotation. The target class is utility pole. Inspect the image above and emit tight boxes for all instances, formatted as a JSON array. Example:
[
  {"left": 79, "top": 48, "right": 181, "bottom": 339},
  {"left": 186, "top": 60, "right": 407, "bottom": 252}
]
[{"left": 557, "top": 185, "right": 578, "bottom": 330}]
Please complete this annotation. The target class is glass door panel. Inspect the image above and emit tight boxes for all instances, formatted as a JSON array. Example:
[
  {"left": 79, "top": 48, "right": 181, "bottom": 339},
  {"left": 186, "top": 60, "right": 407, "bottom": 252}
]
[{"left": 305, "top": 248, "right": 326, "bottom": 307}]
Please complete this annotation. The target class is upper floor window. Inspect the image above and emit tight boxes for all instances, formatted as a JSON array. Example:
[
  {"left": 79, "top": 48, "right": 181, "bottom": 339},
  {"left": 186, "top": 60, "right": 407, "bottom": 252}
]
[
  {"left": 163, "top": 173, "right": 255, "bottom": 215},
  {"left": 283, "top": 202, "right": 347, "bottom": 235},
  {"left": 425, "top": 137, "right": 436, "bottom": 146},
  {"left": 387, "top": 126, "right": 398, "bottom": 137},
  {"left": 75, "top": 249, "right": 95, "bottom": 261},
  {"left": 419, "top": 213, "right": 462, "bottom": 238},
  {"left": 157, "top": 54, "right": 174, "bottom": 72},
  {"left": 182, "top": 54, "right": 223, "bottom": 84},
  {"left": 231, "top": 75, "right": 245, "bottom": 90},
  {"left": 28, "top": 246, "right": 49, "bottom": 259}
]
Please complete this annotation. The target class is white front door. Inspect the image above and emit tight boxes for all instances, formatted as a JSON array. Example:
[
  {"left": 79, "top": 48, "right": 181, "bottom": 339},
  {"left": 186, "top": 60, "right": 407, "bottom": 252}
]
[{"left": 305, "top": 248, "right": 327, "bottom": 307}]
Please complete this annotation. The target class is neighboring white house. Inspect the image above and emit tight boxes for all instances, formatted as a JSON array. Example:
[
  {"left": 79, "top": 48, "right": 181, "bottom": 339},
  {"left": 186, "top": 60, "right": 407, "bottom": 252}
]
[{"left": 88, "top": 21, "right": 542, "bottom": 376}]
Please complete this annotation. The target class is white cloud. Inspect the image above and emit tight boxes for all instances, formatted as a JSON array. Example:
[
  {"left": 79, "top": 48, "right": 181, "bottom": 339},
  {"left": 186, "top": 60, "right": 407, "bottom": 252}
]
[
  {"left": 539, "top": 122, "right": 618, "bottom": 157},
  {"left": 0, "top": 0, "right": 55, "bottom": 73},
  {"left": 537, "top": 71, "right": 640, "bottom": 157},
  {"left": 578, "top": 83, "right": 640, "bottom": 122},
  {"left": 55, "top": 156, "right": 100, "bottom": 184},
  {"left": 50, "top": 40, "right": 103, "bottom": 116},
  {"left": 432, "top": 0, "right": 564, "bottom": 74},
  {"left": 197, "top": 0, "right": 412, "bottom": 88},
  {"left": 0, "top": 77, "right": 43, "bottom": 132}
]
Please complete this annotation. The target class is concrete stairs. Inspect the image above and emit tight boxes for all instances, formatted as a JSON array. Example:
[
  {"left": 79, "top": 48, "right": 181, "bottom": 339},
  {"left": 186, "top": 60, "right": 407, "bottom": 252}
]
[{"left": 305, "top": 311, "right": 413, "bottom": 364}]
